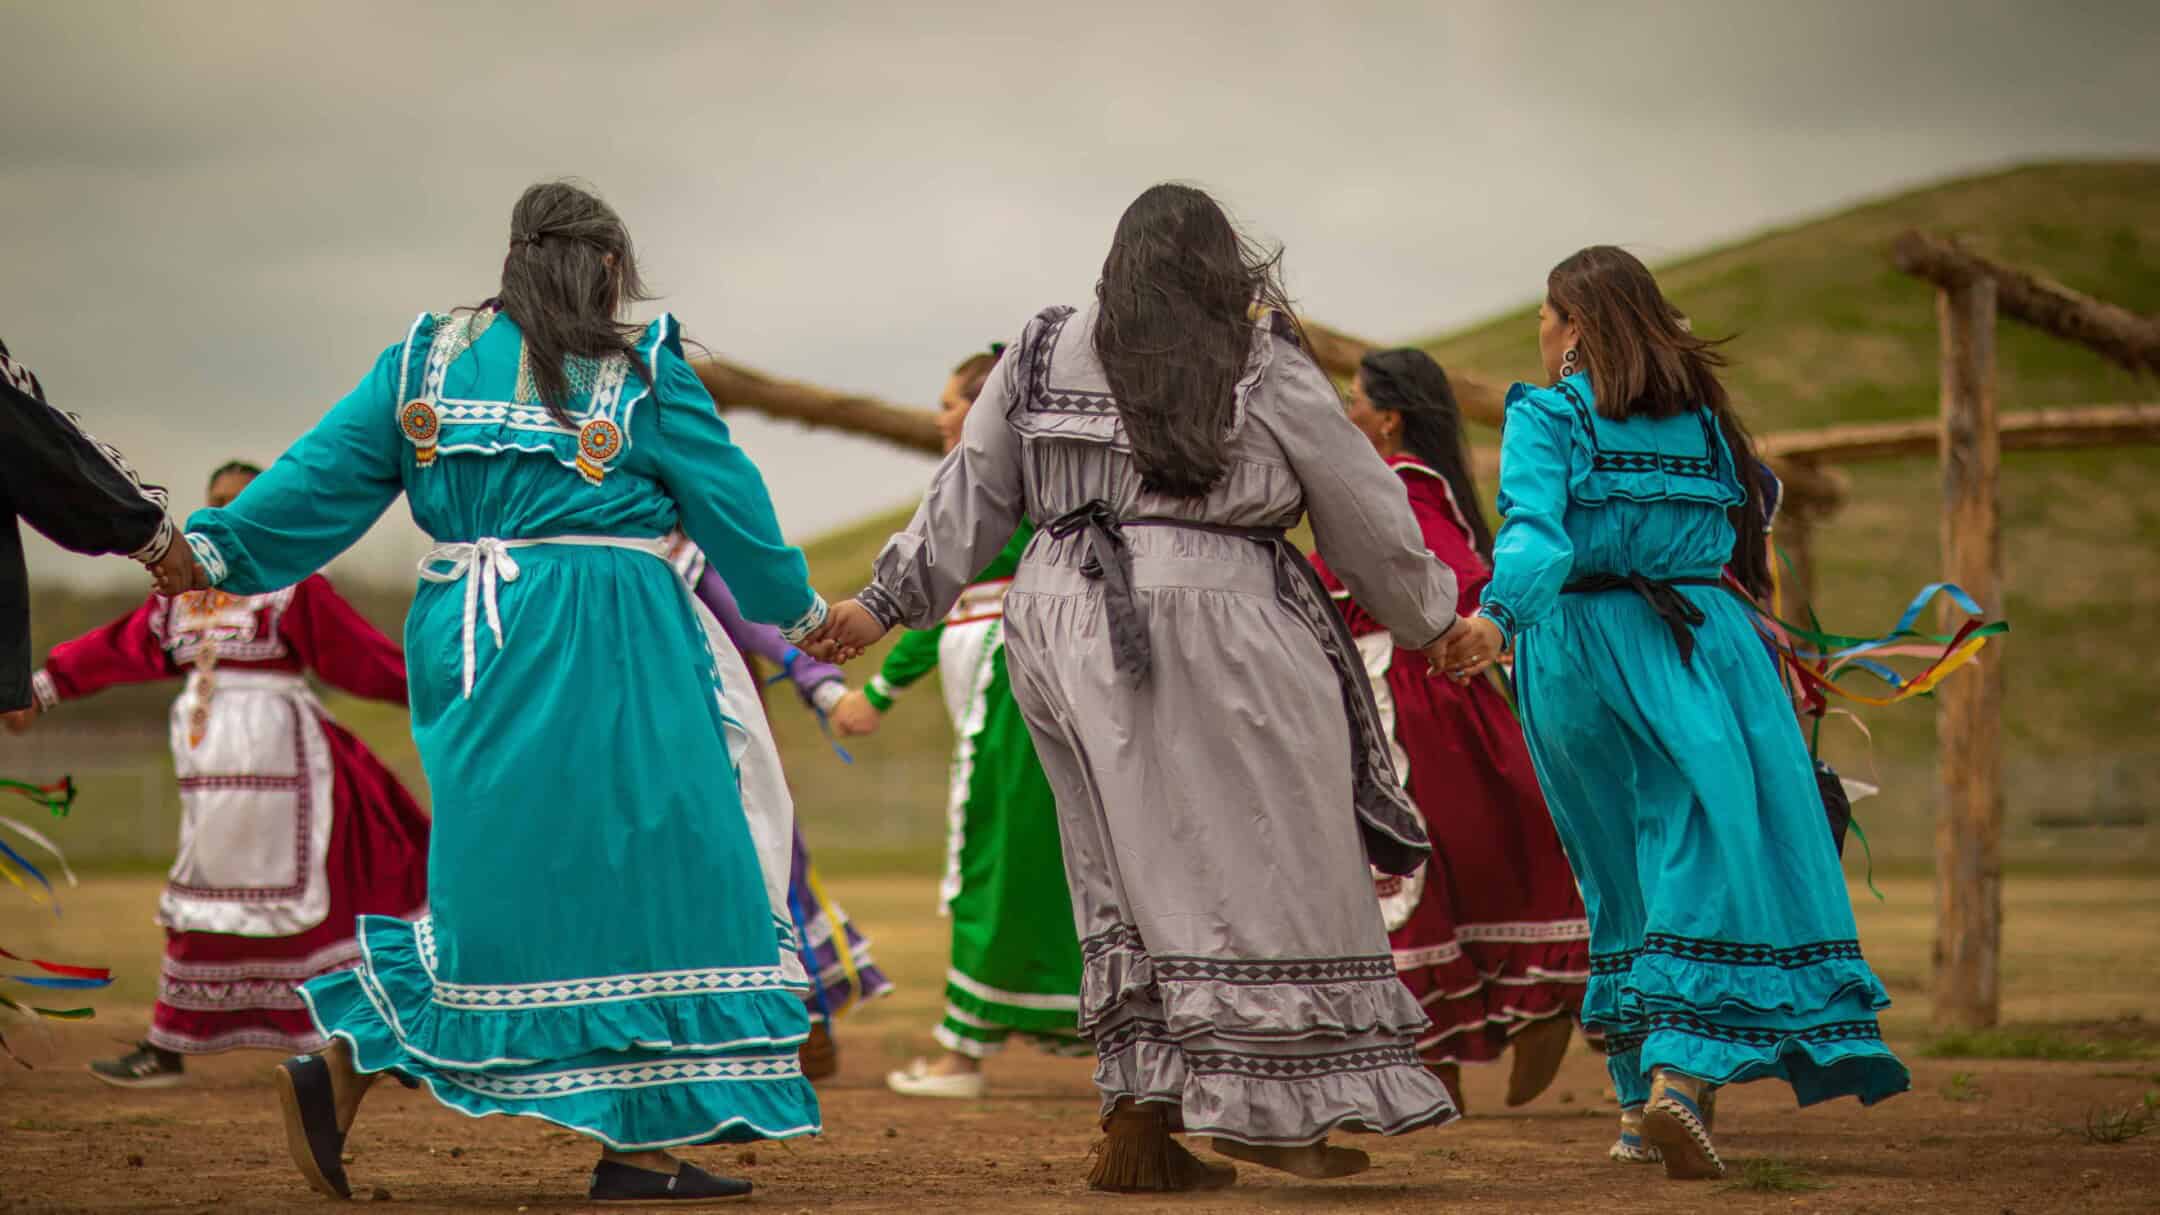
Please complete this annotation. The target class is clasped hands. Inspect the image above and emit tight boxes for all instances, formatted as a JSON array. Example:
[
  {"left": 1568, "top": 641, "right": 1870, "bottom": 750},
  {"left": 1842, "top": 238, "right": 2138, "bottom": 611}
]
[
  {"left": 146, "top": 536, "right": 209, "bottom": 598},
  {"left": 800, "top": 599, "right": 886, "bottom": 666},
  {"left": 1425, "top": 613, "right": 1507, "bottom": 685}
]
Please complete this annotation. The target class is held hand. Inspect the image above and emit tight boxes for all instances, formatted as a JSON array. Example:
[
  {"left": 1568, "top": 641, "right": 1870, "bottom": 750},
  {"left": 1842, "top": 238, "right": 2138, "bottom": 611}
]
[
  {"left": 2, "top": 705, "right": 36, "bottom": 735},
  {"left": 1429, "top": 615, "right": 1505, "bottom": 685},
  {"left": 828, "top": 690, "right": 883, "bottom": 738},
  {"left": 146, "top": 539, "right": 206, "bottom": 597},
  {"left": 800, "top": 599, "right": 886, "bottom": 664}
]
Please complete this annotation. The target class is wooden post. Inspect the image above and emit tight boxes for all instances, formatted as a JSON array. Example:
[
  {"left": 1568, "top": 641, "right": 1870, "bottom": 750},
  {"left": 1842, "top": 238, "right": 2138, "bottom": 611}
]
[{"left": 1933, "top": 277, "right": 2004, "bottom": 1029}]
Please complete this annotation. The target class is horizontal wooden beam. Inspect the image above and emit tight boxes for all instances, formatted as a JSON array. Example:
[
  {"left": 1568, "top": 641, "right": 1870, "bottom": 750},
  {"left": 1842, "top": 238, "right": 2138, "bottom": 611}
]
[
  {"left": 1304, "top": 318, "right": 1507, "bottom": 428},
  {"left": 691, "top": 355, "right": 945, "bottom": 457},
  {"left": 1892, "top": 231, "right": 2160, "bottom": 376},
  {"left": 1760, "top": 402, "right": 2160, "bottom": 464}
]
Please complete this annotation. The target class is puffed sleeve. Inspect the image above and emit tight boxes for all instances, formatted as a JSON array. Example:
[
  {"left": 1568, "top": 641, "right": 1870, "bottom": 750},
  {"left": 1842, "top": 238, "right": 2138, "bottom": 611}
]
[
  {"left": 183, "top": 342, "right": 407, "bottom": 594},
  {"left": 1478, "top": 386, "right": 1576, "bottom": 640},
  {"left": 856, "top": 324, "right": 1031, "bottom": 631},
  {"left": 280, "top": 574, "right": 408, "bottom": 706},
  {"left": 34, "top": 596, "right": 177, "bottom": 706},
  {"left": 639, "top": 319, "right": 823, "bottom": 640},
  {"left": 1254, "top": 332, "right": 1457, "bottom": 649}
]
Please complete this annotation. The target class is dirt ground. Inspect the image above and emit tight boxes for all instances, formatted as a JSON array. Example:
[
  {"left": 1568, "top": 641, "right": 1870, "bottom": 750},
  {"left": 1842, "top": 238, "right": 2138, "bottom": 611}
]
[{"left": 3, "top": 876, "right": 2157, "bottom": 1213}]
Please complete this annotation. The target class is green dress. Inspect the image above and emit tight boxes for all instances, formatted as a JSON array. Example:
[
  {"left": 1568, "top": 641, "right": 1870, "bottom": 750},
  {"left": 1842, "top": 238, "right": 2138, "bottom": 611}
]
[
  {"left": 184, "top": 308, "right": 825, "bottom": 1150},
  {"left": 867, "top": 524, "right": 1085, "bottom": 1056}
]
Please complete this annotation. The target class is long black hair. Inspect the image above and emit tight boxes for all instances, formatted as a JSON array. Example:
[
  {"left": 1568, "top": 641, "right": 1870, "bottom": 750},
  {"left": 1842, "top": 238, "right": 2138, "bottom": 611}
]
[
  {"left": 1546, "top": 246, "right": 1771, "bottom": 598},
  {"left": 494, "top": 181, "right": 654, "bottom": 425},
  {"left": 1358, "top": 348, "right": 1494, "bottom": 559},
  {"left": 1093, "top": 183, "right": 1304, "bottom": 498}
]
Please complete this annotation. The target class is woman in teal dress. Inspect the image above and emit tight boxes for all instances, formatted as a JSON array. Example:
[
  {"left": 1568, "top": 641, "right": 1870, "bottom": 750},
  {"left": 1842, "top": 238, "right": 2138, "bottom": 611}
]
[
  {"left": 1441, "top": 246, "right": 1908, "bottom": 1181},
  {"left": 179, "top": 183, "right": 826, "bottom": 1205}
]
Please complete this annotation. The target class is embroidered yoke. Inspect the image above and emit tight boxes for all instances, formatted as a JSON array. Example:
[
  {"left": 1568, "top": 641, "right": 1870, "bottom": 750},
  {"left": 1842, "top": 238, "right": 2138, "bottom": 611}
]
[
  {"left": 1478, "top": 374, "right": 1909, "bottom": 1109},
  {"left": 183, "top": 307, "right": 827, "bottom": 1149}
]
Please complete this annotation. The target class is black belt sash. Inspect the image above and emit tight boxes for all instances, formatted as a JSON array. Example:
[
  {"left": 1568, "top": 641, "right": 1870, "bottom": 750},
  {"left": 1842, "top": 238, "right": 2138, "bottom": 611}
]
[
  {"left": 1043, "top": 499, "right": 1431, "bottom": 875},
  {"left": 1561, "top": 574, "right": 1725, "bottom": 665}
]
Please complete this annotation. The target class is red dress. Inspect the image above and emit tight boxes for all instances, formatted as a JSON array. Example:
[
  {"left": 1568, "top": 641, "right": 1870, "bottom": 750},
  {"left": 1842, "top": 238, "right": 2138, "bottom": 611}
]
[
  {"left": 33, "top": 576, "right": 430, "bottom": 1054},
  {"left": 1312, "top": 456, "right": 1589, "bottom": 1066}
]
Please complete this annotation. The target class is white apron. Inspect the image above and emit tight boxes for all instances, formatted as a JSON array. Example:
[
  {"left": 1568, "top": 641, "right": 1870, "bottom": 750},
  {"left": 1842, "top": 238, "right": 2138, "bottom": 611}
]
[{"left": 162, "top": 668, "right": 337, "bottom": 937}]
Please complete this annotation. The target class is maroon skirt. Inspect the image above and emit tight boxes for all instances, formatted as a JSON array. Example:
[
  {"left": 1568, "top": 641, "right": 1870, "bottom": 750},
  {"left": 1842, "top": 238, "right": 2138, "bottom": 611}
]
[{"left": 149, "top": 716, "right": 428, "bottom": 1055}]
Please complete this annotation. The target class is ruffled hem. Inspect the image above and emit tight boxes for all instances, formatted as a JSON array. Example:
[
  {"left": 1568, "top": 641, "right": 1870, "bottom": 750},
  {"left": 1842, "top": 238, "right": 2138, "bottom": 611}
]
[
  {"left": 1095, "top": 1029, "right": 1458, "bottom": 1146},
  {"left": 310, "top": 916, "right": 813, "bottom": 1071},
  {"left": 1612, "top": 1020, "right": 1911, "bottom": 1108},
  {"left": 1411, "top": 973, "right": 1582, "bottom": 1065},
  {"left": 1079, "top": 933, "right": 1425, "bottom": 1041},
  {"left": 1156, "top": 975, "right": 1430, "bottom": 1043},
  {"left": 1585, "top": 948, "right": 1892, "bottom": 1031},
  {"left": 316, "top": 1011, "right": 821, "bottom": 1151}
]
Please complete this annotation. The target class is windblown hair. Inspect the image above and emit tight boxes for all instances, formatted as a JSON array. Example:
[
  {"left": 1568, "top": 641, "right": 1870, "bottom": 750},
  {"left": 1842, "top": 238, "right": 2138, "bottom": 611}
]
[
  {"left": 951, "top": 343, "right": 1006, "bottom": 405},
  {"left": 1093, "top": 184, "right": 1304, "bottom": 498},
  {"left": 206, "top": 460, "right": 262, "bottom": 488},
  {"left": 1546, "top": 246, "right": 1772, "bottom": 598},
  {"left": 493, "top": 181, "right": 654, "bottom": 425},
  {"left": 1357, "top": 349, "right": 1494, "bottom": 560}
]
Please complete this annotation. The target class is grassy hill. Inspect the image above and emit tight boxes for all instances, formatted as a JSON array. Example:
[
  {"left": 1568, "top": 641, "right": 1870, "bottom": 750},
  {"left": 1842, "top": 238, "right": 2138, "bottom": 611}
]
[{"left": 10, "top": 162, "right": 2154, "bottom": 876}]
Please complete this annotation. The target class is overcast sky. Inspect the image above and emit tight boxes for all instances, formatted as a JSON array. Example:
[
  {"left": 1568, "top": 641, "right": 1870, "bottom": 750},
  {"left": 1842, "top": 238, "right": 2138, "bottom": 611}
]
[{"left": 5, "top": 0, "right": 2155, "bottom": 588}]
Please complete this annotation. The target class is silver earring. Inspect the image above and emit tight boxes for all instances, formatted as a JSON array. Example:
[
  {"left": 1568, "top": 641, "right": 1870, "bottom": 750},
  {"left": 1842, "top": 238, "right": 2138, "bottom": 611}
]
[{"left": 1561, "top": 347, "right": 1579, "bottom": 379}]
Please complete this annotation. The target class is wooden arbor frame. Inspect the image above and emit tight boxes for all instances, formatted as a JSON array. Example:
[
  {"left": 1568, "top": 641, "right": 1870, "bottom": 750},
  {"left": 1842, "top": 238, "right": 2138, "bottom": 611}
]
[{"left": 692, "top": 251, "right": 2158, "bottom": 1031}]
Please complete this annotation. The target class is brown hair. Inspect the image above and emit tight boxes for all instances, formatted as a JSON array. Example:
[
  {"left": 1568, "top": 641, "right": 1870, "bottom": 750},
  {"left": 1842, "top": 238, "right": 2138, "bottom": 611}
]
[
  {"left": 950, "top": 346, "right": 1005, "bottom": 405},
  {"left": 1546, "top": 246, "right": 1773, "bottom": 598}
]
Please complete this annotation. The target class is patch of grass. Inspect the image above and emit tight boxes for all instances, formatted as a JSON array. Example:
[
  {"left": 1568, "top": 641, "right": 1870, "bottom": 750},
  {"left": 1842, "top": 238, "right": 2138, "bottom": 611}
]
[
  {"left": 1921, "top": 1028, "right": 2156, "bottom": 1062},
  {"left": 12, "top": 1117, "right": 70, "bottom": 1132},
  {"left": 1721, "top": 1158, "right": 1829, "bottom": 1193},
  {"left": 2065, "top": 1093, "right": 2158, "bottom": 1144},
  {"left": 1942, "top": 1071, "right": 1984, "bottom": 1102}
]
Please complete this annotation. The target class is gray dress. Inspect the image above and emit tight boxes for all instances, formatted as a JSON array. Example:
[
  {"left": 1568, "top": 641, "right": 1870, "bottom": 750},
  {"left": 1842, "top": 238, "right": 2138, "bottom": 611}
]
[{"left": 859, "top": 305, "right": 1462, "bottom": 1146}]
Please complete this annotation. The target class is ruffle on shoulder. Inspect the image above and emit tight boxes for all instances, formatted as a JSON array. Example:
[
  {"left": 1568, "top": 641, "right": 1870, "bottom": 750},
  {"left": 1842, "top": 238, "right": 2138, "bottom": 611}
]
[{"left": 1505, "top": 374, "right": 1744, "bottom": 510}]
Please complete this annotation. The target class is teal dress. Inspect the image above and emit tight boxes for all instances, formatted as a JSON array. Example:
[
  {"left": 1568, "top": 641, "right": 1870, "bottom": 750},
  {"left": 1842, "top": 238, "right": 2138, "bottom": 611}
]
[
  {"left": 1478, "top": 373, "right": 1908, "bottom": 1111},
  {"left": 184, "top": 307, "right": 827, "bottom": 1151}
]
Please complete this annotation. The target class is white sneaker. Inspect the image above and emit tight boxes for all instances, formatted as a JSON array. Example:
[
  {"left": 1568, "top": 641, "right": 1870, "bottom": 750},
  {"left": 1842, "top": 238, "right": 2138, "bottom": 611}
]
[{"left": 885, "top": 1058, "right": 986, "bottom": 1099}]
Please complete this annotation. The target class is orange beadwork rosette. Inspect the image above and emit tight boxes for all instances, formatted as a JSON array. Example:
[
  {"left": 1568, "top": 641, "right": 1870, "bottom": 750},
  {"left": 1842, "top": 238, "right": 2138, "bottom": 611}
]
[
  {"left": 576, "top": 417, "right": 623, "bottom": 485},
  {"left": 400, "top": 399, "right": 441, "bottom": 467}
]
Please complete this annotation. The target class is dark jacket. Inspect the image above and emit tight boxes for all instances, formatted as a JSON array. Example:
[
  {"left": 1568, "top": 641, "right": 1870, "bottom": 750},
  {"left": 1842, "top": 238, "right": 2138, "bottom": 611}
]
[{"left": 0, "top": 338, "right": 173, "bottom": 711}]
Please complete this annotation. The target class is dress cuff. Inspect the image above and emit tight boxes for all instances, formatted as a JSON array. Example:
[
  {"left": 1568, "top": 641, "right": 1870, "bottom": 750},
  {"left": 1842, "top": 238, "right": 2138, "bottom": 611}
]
[
  {"left": 130, "top": 516, "right": 176, "bottom": 565},
  {"left": 779, "top": 593, "right": 829, "bottom": 644},
  {"left": 809, "top": 680, "right": 847, "bottom": 715},
  {"left": 184, "top": 532, "right": 229, "bottom": 587},
  {"left": 855, "top": 583, "right": 903, "bottom": 632},
  {"left": 863, "top": 674, "right": 900, "bottom": 713},
  {"left": 29, "top": 670, "right": 58, "bottom": 712},
  {"left": 1477, "top": 602, "right": 1518, "bottom": 643}
]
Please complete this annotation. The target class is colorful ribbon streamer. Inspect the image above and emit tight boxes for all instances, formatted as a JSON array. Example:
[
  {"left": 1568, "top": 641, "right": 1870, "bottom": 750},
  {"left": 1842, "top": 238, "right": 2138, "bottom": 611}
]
[{"left": 1, "top": 777, "right": 76, "bottom": 818}]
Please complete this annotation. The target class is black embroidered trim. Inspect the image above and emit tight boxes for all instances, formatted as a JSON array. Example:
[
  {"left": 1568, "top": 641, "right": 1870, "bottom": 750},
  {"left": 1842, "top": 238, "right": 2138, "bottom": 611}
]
[
  {"left": 1599, "top": 1013, "right": 1884, "bottom": 1055},
  {"left": 1554, "top": 379, "right": 1728, "bottom": 485},
  {"left": 854, "top": 583, "right": 903, "bottom": 632},
  {"left": 1025, "top": 309, "right": 1120, "bottom": 415},
  {"left": 1152, "top": 955, "right": 1398, "bottom": 987},
  {"left": 1080, "top": 923, "right": 1143, "bottom": 960},
  {"left": 1091, "top": 1020, "right": 1424, "bottom": 1080},
  {"left": 1591, "top": 450, "right": 1715, "bottom": 477},
  {"left": 1590, "top": 935, "right": 1866, "bottom": 975}
]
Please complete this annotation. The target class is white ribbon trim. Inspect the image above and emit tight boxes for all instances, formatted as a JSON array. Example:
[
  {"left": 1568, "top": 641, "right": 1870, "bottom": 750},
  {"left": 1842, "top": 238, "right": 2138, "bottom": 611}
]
[{"left": 418, "top": 535, "right": 671, "bottom": 699}]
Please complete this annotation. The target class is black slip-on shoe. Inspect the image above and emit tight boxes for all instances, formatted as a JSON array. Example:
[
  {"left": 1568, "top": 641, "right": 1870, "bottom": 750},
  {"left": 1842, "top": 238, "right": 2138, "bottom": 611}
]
[
  {"left": 274, "top": 1055, "right": 352, "bottom": 1199},
  {"left": 589, "top": 1160, "right": 752, "bottom": 1203}
]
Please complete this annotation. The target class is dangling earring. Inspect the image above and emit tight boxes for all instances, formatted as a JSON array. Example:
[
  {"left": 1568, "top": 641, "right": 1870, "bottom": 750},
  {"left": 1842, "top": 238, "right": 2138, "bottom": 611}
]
[{"left": 1560, "top": 347, "right": 1580, "bottom": 381}]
